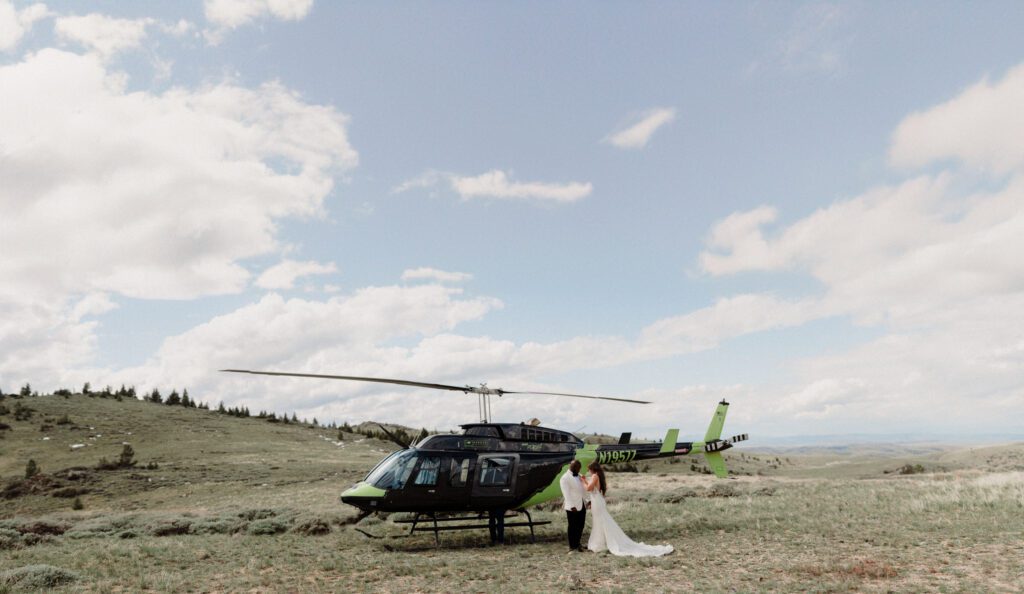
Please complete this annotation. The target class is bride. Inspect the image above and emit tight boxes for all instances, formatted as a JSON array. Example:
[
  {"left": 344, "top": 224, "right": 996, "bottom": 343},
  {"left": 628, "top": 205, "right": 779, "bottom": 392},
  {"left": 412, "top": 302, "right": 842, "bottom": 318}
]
[{"left": 583, "top": 462, "right": 674, "bottom": 557}]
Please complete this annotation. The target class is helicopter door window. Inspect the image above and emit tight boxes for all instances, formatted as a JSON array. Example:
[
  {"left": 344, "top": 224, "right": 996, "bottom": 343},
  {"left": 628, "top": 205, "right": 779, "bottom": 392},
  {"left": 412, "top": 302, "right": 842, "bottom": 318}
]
[
  {"left": 479, "top": 456, "right": 513, "bottom": 487},
  {"left": 450, "top": 458, "right": 471, "bottom": 487},
  {"left": 413, "top": 457, "right": 440, "bottom": 486}
]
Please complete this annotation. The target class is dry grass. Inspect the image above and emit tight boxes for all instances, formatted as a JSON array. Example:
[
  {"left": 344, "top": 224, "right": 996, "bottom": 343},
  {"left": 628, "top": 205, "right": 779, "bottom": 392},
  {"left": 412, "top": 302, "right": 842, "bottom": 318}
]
[{"left": 2, "top": 394, "right": 1024, "bottom": 592}]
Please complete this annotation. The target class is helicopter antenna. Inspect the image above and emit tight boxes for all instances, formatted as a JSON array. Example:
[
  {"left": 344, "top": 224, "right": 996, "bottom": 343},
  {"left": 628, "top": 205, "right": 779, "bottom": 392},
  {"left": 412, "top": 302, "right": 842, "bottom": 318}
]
[
  {"left": 375, "top": 423, "right": 411, "bottom": 449},
  {"left": 220, "top": 369, "right": 650, "bottom": 423}
]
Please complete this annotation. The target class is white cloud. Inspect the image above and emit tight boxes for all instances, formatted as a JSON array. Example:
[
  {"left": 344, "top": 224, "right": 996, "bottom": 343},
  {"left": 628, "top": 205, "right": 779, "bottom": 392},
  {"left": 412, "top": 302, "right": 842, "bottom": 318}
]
[
  {"left": 450, "top": 170, "right": 592, "bottom": 203},
  {"left": 693, "top": 63, "right": 1024, "bottom": 431},
  {"left": 0, "top": 49, "right": 356, "bottom": 303},
  {"left": 204, "top": 0, "right": 313, "bottom": 41},
  {"left": 747, "top": 3, "right": 850, "bottom": 76},
  {"left": 890, "top": 64, "right": 1024, "bottom": 174},
  {"left": 0, "top": 1, "right": 47, "bottom": 52},
  {"left": 0, "top": 49, "right": 356, "bottom": 387},
  {"left": 111, "top": 286, "right": 504, "bottom": 413},
  {"left": 54, "top": 13, "right": 153, "bottom": 59},
  {"left": 394, "top": 169, "right": 592, "bottom": 203},
  {"left": 256, "top": 259, "right": 338, "bottom": 290},
  {"left": 401, "top": 267, "right": 472, "bottom": 284},
  {"left": 637, "top": 294, "right": 826, "bottom": 357},
  {"left": 603, "top": 107, "right": 676, "bottom": 150},
  {"left": 391, "top": 169, "right": 443, "bottom": 194}
]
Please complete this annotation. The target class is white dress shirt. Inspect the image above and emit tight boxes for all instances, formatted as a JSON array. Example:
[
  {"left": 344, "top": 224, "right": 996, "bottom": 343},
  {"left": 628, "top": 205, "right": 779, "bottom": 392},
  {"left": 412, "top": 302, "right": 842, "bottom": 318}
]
[{"left": 559, "top": 469, "right": 590, "bottom": 511}]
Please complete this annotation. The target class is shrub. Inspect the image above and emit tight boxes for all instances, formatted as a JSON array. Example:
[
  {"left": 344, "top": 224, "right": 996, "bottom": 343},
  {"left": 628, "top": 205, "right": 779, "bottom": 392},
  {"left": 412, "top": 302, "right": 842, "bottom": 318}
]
[
  {"left": 56, "top": 414, "right": 72, "bottom": 425},
  {"left": 291, "top": 516, "right": 331, "bottom": 535},
  {"left": 189, "top": 517, "right": 246, "bottom": 535},
  {"left": 96, "top": 445, "right": 137, "bottom": 470},
  {"left": 25, "top": 459, "right": 39, "bottom": 479},
  {"left": 248, "top": 518, "right": 289, "bottom": 535},
  {"left": 707, "top": 483, "right": 738, "bottom": 498},
  {"left": 13, "top": 402, "right": 34, "bottom": 421},
  {"left": 72, "top": 497, "right": 84, "bottom": 510},
  {"left": 238, "top": 509, "right": 278, "bottom": 521},
  {"left": 148, "top": 518, "right": 193, "bottom": 536},
  {"left": 0, "top": 565, "right": 80, "bottom": 590}
]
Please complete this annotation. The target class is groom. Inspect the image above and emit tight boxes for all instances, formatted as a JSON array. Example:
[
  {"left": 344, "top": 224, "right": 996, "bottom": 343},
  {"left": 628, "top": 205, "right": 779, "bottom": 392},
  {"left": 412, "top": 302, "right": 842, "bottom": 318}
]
[{"left": 559, "top": 460, "right": 590, "bottom": 552}]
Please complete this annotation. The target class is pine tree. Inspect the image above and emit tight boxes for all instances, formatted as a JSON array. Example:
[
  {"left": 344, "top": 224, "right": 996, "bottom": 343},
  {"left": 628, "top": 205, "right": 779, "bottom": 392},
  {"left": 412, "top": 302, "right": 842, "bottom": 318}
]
[
  {"left": 25, "top": 459, "right": 39, "bottom": 479},
  {"left": 118, "top": 444, "right": 136, "bottom": 468},
  {"left": 149, "top": 389, "right": 163, "bottom": 404},
  {"left": 20, "top": 383, "right": 31, "bottom": 397},
  {"left": 82, "top": 382, "right": 91, "bottom": 395},
  {"left": 217, "top": 401, "right": 226, "bottom": 413},
  {"left": 181, "top": 391, "right": 191, "bottom": 408},
  {"left": 291, "top": 412, "right": 299, "bottom": 423},
  {"left": 165, "top": 390, "right": 181, "bottom": 406}
]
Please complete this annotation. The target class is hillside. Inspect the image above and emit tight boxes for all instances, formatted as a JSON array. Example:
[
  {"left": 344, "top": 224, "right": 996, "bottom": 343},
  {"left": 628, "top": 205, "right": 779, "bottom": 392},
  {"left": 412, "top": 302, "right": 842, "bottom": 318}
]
[{"left": 2, "top": 393, "right": 1023, "bottom": 592}]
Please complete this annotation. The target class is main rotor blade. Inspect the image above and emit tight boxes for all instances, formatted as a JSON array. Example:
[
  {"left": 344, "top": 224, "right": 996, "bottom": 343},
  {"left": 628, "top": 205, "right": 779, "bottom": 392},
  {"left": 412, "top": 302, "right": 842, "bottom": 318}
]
[
  {"left": 220, "top": 369, "right": 648, "bottom": 404},
  {"left": 501, "top": 390, "right": 650, "bottom": 404},
  {"left": 220, "top": 369, "right": 471, "bottom": 392}
]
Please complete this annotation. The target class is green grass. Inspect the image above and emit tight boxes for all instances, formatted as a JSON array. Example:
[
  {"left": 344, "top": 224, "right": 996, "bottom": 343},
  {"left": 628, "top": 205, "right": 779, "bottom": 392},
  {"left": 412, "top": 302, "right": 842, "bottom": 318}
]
[{"left": 2, "top": 393, "right": 1023, "bottom": 593}]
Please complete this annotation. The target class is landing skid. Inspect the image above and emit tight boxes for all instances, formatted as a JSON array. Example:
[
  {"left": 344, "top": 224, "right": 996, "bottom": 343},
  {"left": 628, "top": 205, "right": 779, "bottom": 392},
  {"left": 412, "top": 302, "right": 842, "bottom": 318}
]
[{"left": 393, "top": 510, "right": 552, "bottom": 547}]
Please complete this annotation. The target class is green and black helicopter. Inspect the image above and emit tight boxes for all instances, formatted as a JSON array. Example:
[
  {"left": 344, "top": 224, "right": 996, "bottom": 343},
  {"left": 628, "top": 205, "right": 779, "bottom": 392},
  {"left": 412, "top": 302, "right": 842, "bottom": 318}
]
[{"left": 223, "top": 369, "right": 748, "bottom": 543}]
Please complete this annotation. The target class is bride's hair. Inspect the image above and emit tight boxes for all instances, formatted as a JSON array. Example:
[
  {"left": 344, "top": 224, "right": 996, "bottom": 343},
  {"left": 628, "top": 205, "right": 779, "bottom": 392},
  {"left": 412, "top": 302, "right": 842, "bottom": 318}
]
[{"left": 587, "top": 461, "right": 607, "bottom": 495}]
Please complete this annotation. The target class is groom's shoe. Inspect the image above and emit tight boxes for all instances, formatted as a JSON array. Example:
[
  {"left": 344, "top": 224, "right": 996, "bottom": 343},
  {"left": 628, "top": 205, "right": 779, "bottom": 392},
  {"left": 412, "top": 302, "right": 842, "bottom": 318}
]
[{"left": 577, "top": 546, "right": 586, "bottom": 552}]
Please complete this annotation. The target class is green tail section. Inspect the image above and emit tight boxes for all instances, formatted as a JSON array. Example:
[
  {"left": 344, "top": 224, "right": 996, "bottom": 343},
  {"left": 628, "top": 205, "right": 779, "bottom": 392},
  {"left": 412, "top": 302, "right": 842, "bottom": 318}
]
[
  {"left": 704, "top": 452, "right": 728, "bottom": 478},
  {"left": 702, "top": 401, "right": 731, "bottom": 478},
  {"left": 659, "top": 429, "right": 679, "bottom": 454},
  {"left": 704, "top": 400, "right": 729, "bottom": 442}
]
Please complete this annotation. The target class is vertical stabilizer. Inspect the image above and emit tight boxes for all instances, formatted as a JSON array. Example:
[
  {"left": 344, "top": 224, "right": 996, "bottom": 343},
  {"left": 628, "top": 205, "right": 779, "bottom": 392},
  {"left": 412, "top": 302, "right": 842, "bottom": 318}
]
[
  {"left": 660, "top": 429, "right": 679, "bottom": 454},
  {"left": 704, "top": 400, "right": 729, "bottom": 442}
]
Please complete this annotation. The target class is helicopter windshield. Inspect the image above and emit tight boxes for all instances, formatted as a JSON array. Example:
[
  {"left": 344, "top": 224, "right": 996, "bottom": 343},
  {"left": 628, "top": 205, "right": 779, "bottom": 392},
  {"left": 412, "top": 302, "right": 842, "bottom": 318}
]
[{"left": 364, "top": 449, "right": 417, "bottom": 490}]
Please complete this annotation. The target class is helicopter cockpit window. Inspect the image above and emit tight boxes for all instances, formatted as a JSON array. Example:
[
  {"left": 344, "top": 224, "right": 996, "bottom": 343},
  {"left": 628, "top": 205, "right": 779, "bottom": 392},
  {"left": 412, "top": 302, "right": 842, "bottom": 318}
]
[
  {"left": 479, "top": 456, "right": 513, "bottom": 487},
  {"left": 364, "top": 449, "right": 417, "bottom": 490},
  {"left": 413, "top": 457, "right": 440, "bottom": 486},
  {"left": 450, "top": 458, "right": 471, "bottom": 487}
]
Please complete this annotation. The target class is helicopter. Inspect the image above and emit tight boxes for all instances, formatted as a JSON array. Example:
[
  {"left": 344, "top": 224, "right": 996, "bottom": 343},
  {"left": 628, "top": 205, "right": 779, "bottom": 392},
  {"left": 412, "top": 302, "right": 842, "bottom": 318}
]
[{"left": 222, "top": 369, "right": 748, "bottom": 544}]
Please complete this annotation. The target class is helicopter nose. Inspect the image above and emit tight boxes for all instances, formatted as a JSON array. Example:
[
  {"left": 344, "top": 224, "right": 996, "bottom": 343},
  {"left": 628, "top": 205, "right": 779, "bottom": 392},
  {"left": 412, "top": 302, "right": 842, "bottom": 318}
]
[{"left": 340, "top": 482, "right": 386, "bottom": 509}]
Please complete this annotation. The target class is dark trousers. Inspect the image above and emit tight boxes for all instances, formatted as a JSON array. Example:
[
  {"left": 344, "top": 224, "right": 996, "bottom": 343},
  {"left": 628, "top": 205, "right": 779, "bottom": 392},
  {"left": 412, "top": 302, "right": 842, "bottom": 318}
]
[
  {"left": 488, "top": 509, "right": 505, "bottom": 544},
  {"left": 566, "top": 508, "right": 586, "bottom": 549}
]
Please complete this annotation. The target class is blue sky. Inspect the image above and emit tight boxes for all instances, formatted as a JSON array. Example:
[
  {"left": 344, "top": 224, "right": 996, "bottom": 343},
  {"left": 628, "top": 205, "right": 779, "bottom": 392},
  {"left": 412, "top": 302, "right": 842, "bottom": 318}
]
[{"left": 2, "top": 1, "right": 1024, "bottom": 440}]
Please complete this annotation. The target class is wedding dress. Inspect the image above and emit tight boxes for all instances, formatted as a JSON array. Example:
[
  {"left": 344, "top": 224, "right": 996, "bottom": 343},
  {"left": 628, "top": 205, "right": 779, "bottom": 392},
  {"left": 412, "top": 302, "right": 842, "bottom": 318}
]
[{"left": 587, "top": 489, "right": 673, "bottom": 557}]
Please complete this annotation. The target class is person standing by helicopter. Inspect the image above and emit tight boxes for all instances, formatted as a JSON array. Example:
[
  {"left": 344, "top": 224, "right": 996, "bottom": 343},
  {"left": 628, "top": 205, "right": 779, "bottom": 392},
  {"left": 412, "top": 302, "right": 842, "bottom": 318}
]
[{"left": 559, "top": 460, "right": 590, "bottom": 552}]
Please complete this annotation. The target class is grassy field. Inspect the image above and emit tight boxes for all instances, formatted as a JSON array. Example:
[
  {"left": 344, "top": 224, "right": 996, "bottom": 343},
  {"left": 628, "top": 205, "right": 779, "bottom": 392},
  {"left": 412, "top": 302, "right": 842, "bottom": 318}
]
[{"left": 2, "top": 393, "right": 1023, "bottom": 593}]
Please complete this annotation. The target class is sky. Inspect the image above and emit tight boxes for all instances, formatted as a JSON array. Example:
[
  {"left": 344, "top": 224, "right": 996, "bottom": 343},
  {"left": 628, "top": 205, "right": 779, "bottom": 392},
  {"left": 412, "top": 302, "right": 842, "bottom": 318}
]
[{"left": 2, "top": 1, "right": 1024, "bottom": 441}]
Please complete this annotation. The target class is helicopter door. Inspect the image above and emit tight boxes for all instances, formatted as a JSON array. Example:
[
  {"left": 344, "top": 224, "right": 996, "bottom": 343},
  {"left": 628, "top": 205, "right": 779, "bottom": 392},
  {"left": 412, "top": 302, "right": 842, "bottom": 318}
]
[
  {"left": 472, "top": 453, "right": 519, "bottom": 502},
  {"left": 407, "top": 455, "right": 443, "bottom": 504}
]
